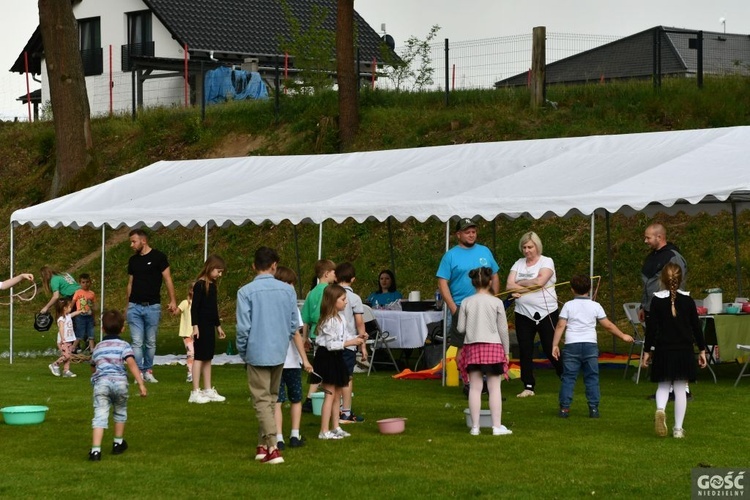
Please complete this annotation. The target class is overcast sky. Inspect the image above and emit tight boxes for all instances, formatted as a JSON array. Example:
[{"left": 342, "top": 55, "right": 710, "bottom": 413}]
[{"left": 1, "top": 1, "right": 748, "bottom": 120}]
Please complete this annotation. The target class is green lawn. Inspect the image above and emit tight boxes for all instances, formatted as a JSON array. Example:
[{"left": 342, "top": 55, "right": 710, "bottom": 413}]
[{"left": 1, "top": 326, "right": 747, "bottom": 499}]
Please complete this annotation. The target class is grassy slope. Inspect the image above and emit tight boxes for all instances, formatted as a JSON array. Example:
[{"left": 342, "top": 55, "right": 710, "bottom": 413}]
[{"left": 1, "top": 77, "right": 750, "bottom": 356}]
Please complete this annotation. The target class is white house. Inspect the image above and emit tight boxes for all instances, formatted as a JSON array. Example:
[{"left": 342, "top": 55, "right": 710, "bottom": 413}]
[{"left": 10, "top": 0, "right": 388, "bottom": 117}]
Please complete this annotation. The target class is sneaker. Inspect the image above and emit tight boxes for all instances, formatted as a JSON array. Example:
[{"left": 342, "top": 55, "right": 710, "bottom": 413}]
[
  {"left": 654, "top": 409, "right": 668, "bottom": 437},
  {"left": 302, "top": 398, "right": 313, "bottom": 413},
  {"left": 202, "top": 387, "right": 226, "bottom": 402},
  {"left": 339, "top": 412, "right": 364, "bottom": 423},
  {"left": 332, "top": 427, "right": 351, "bottom": 438},
  {"left": 470, "top": 426, "right": 480, "bottom": 436},
  {"left": 589, "top": 406, "right": 600, "bottom": 419},
  {"left": 112, "top": 440, "right": 128, "bottom": 455},
  {"left": 143, "top": 370, "right": 158, "bottom": 383},
  {"left": 318, "top": 431, "right": 343, "bottom": 440},
  {"left": 254, "top": 445, "right": 268, "bottom": 461},
  {"left": 673, "top": 427, "right": 685, "bottom": 439},
  {"left": 188, "top": 390, "right": 210, "bottom": 404},
  {"left": 517, "top": 389, "right": 535, "bottom": 398},
  {"left": 353, "top": 366, "right": 367, "bottom": 374},
  {"left": 63, "top": 370, "right": 77, "bottom": 378},
  {"left": 49, "top": 363, "right": 61, "bottom": 377},
  {"left": 261, "top": 448, "right": 284, "bottom": 464},
  {"left": 289, "top": 436, "right": 305, "bottom": 448},
  {"left": 186, "top": 373, "right": 193, "bottom": 383},
  {"left": 558, "top": 407, "right": 570, "bottom": 418},
  {"left": 277, "top": 440, "right": 285, "bottom": 451},
  {"left": 88, "top": 450, "right": 101, "bottom": 462},
  {"left": 492, "top": 425, "right": 513, "bottom": 436}
]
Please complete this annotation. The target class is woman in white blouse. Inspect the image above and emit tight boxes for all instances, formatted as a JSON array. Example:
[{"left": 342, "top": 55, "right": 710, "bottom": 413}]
[{"left": 506, "top": 231, "right": 563, "bottom": 398}]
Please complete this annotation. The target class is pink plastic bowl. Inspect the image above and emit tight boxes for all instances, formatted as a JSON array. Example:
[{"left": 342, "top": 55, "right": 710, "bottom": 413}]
[{"left": 377, "top": 417, "right": 406, "bottom": 434}]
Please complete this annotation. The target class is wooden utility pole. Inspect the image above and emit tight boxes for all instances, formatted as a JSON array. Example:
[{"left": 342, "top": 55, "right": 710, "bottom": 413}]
[{"left": 530, "top": 26, "right": 546, "bottom": 108}]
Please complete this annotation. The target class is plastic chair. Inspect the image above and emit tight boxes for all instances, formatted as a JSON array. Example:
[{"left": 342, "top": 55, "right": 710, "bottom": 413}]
[
  {"left": 734, "top": 344, "right": 750, "bottom": 387},
  {"left": 362, "top": 305, "right": 399, "bottom": 375},
  {"left": 622, "top": 302, "right": 646, "bottom": 383}
]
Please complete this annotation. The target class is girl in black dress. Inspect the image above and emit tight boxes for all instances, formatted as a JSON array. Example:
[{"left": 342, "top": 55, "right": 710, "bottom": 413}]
[
  {"left": 188, "top": 254, "right": 227, "bottom": 404},
  {"left": 642, "top": 263, "right": 707, "bottom": 438}
]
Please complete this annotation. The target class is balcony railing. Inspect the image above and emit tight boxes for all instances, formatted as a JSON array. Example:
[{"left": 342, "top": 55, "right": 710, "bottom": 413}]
[{"left": 121, "top": 41, "right": 155, "bottom": 71}]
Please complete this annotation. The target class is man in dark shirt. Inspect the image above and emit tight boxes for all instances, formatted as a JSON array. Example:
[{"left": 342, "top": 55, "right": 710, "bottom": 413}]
[{"left": 126, "top": 229, "right": 177, "bottom": 383}]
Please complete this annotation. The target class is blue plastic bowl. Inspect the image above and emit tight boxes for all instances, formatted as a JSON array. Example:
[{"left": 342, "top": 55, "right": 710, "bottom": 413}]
[{"left": 1, "top": 405, "right": 49, "bottom": 425}]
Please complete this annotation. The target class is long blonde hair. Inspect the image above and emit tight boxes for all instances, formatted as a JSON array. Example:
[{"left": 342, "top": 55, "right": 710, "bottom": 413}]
[{"left": 660, "top": 262, "right": 682, "bottom": 317}]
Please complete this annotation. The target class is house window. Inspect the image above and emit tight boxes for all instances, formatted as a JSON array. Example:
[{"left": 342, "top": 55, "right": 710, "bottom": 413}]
[
  {"left": 78, "top": 17, "right": 102, "bottom": 76},
  {"left": 122, "top": 10, "right": 154, "bottom": 71}
]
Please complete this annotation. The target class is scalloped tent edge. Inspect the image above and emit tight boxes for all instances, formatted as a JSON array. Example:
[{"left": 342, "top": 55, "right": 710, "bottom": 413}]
[{"left": 7, "top": 126, "right": 750, "bottom": 362}]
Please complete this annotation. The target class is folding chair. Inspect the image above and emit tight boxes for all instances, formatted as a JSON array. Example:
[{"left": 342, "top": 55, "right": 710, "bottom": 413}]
[
  {"left": 734, "top": 344, "right": 750, "bottom": 387},
  {"left": 362, "top": 305, "right": 399, "bottom": 375},
  {"left": 622, "top": 302, "right": 646, "bottom": 383}
]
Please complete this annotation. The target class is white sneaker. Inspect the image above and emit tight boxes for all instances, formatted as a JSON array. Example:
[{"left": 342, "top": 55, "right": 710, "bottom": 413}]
[
  {"left": 49, "top": 363, "right": 61, "bottom": 377},
  {"left": 63, "top": 370, "right": 77, "bottom": 378},
  {"left": 142, "top": 371, "right": 158, "bottom": 383},
  {"left": 492, "top": 425, "right": 513, "bottom": 436},
  {"left": 202, "top": 387, "right": 226, "bottom": 402},
  {"left": 186, "top": 373, "right": 193, "bottom": 383},
  {"left": 470, "top": 427, "right": 480, "bottom": 436},
  {"left": 517, "top": 389, "right": 535, "bottom": 398},
  {"left": 318, "top": 431, "right": 343, "bottom": 440},
  {"left": 188, "top": 390, "right": 210, "bottom": 404},
  {"left": 673, "top": 427, "right": 685, "bottom": 439},
  {"left": 332, "top": 427, "right": 350, "bottom": 438}
]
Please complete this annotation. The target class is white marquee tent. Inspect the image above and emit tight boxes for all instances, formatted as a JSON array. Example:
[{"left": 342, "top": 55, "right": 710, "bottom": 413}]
[{"left": 8, "top": 125, "right": 750, "bottom": 362}]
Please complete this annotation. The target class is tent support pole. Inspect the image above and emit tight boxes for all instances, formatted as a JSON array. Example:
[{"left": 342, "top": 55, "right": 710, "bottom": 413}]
[
  {"left": 606, "top": 212, "right": 616, "bottom": 353},
  {"left": 293, "top": 225, "right": 303, "bottom": 298},
  {"left": 388, "top": 217, "right": 395, "bottom": 275},
  {"left": 442, "top": 220, "right": 450, "bottom": 387},
  {"left": 732, "top": 201, "right": 743, "bottom": 296},
  {"left": 204, "top": 224, "right": 209, "bottom": 261},
  {"left": 318, "top": 223, "right": 323, "bottom": 259},
  {"left": 100, "top": 226, "right": 106, "bottom": 341},
  {"left": 9, "top": 223, "right": 14, "bottom": 364},
  {"left": 590, "top": 213, "right": 595, "bottom": 296}
]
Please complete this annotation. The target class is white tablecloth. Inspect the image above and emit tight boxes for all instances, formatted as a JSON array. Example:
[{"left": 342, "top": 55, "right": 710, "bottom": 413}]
[{"left": 371, "top": 309, "right": 444, "bottom": 349}]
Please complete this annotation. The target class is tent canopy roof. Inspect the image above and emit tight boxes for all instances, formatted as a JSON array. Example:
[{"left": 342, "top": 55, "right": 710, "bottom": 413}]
[{"left": 11, "top": 126, "right": 750, "bottom": 230}]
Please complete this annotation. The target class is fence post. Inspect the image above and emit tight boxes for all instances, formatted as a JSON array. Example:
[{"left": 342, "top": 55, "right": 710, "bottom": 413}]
[
  {"left": 530, "top": 26, "right": 546, "bottom": 108},
  {"left": 444, "top": 38, "right": 449, "bottom": 106},
  {"left": 697, "top": 30, "right": 703, "bottom": 89}
]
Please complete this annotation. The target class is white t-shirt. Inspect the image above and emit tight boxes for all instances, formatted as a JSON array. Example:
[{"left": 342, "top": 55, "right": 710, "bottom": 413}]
[
  {"left": 510, "top": 255, "right": 558, "bottom": 319},
  {"left": 283, "top": 309, "right": 304, "bottom": 368},
  {"left": 558, "top": 297, "right": 606, "bottom": 344},
  {"left": 342, "top": 286, "right": 364, "bottom": 351},
  {"left": 57, "top": 314, "right": 76, "bottom": 343}
]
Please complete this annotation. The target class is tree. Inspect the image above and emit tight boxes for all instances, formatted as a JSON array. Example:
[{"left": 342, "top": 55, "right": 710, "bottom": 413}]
[
  {"left": 336, "top": 0, "right": 358, "bottom": 149},
  {"left": 38, "top": 0, "right": 94, "bottom": 197},
  {"left": 381, "top": 25, "right": 441, "bottom": 92}
]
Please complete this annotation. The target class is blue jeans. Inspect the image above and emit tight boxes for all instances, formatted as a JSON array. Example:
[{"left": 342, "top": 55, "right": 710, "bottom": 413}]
[
  {"left": 558, "top": 342, "right": 600, "bottom": 409},
  {"left": 92, "top": 378, "right": 129, "bottom": 428},
  {"left": 127, "top": 303, "right": 162, "bottom": 372}
]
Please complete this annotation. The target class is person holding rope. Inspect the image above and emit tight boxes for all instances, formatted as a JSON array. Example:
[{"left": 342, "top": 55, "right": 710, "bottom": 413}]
[
  {"left": 1, "top": 273, "right": 35, "bottom": 293},
  {"left": 506, "top": 231, "right": 563, "bottom": 397}
]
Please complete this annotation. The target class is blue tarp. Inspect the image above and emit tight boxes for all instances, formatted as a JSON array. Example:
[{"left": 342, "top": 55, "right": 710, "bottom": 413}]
[{"left": 204, "top": 66, "right": 268, "bottom": 104}]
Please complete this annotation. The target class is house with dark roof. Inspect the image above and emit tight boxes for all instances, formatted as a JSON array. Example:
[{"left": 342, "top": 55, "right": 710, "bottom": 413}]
[
  {"left": 495, "top": 26, "right": 750, "bottom": 87},
  {"left": 10, "top": 0, "right": 389, "bottom": 116}
]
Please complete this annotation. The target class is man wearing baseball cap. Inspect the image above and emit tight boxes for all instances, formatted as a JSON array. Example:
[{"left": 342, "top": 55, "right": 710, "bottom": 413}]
[{"left": 436, "top": 218, "right": 500, "bottom": 385}]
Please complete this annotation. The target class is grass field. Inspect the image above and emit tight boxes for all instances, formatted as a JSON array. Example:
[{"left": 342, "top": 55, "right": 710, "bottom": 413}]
[{"left": 1, "top": 325, "right": 747, "bottom": 499}]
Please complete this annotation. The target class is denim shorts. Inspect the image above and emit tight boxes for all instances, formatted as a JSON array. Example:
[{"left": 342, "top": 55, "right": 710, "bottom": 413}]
[
  {"left": 74, "top": 314, "right": 95, "bottom": 341},
  {"left": 342, "top": 348, "right": 356, "bottom": 376},
  {"left": 92, "top": 378, "right": 129, "bottom": 428},
  {"left": 277, "top": 368, "right": 303, "bottom": 404}
]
